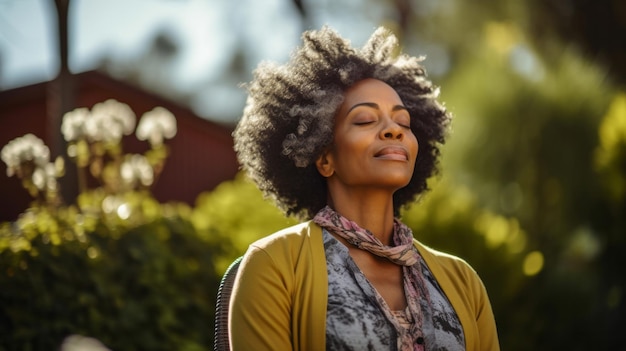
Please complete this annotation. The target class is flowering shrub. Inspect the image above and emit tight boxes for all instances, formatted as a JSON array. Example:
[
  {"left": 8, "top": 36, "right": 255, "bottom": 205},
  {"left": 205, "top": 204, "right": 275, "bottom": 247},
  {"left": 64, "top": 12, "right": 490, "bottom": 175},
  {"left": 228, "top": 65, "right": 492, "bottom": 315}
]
[
  {"left": 60, "top": 99, "right": 176, "bottom": 196},
  {"left": 0, "top": 100, "right": 223, "bottom": 350},
  {"left": 135, "top": 106, "right": 177, "bottom": 147},
  {"left": 1, "top": 133, "right": 64, "bottom": 205}
]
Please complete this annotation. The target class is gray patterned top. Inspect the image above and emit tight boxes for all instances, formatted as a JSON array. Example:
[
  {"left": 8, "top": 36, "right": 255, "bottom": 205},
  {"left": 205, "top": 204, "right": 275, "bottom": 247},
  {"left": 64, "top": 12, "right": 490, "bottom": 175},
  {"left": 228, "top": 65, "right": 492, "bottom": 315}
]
[{"left": 324, "top": 229, "right": 465, "bottom": 350}]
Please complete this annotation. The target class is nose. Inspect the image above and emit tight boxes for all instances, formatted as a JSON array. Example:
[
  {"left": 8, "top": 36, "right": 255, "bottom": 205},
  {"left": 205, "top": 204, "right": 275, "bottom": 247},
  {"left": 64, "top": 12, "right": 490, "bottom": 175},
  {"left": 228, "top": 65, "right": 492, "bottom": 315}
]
[{"left": 379, "top": 118, "right": 404, "bottom": 140}]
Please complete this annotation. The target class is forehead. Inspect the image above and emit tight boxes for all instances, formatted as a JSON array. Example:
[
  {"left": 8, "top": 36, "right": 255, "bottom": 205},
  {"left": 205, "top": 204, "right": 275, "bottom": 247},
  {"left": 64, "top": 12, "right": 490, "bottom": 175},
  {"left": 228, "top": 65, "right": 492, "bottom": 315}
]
[{"left": 342, "top": 78, "right": 403, "bottom": 106}]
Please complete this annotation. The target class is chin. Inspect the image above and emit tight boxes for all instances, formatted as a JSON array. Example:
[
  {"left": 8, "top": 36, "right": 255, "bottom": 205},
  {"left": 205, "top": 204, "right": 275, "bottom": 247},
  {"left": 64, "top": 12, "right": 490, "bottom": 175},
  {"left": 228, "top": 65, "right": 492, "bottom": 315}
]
[{"left": 378, "top": 176, "right": 412, "bottom": 189}]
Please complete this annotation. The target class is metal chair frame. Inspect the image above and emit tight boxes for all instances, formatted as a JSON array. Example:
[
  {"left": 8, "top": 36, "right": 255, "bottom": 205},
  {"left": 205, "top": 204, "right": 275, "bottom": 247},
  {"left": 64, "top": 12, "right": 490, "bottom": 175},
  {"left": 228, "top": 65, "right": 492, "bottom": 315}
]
[{"left": 213, "top": 256, "right": 243, "bottom": 351}]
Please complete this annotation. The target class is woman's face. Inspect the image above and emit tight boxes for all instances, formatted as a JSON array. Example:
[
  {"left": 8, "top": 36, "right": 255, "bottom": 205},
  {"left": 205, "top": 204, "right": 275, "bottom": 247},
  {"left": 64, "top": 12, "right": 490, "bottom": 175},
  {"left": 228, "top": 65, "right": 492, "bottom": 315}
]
[{"left": 317, "top": 78, "right": 418, "bottom": 192}]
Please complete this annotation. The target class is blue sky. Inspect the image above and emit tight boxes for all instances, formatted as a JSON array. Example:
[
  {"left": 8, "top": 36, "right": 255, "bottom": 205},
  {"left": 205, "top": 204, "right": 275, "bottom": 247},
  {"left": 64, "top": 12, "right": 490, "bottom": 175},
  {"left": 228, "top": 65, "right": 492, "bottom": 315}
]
[{"left": 0, "top": 0, "right": 243, "bottom": 89}]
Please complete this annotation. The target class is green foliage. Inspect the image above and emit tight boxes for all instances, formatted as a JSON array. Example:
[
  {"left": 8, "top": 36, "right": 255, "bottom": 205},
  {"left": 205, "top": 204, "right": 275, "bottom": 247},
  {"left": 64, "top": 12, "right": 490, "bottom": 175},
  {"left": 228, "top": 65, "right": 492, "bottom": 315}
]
[
  {"left": 0, "top": 101, "right": 224, "bottom": 350},
  {"left": 191, "top": 173, "right": 298, "bottom": 274},
  {"left": 591, "top": 92, "right": 626, "bottom": 345},
  {"left": 0, "top": 193, "right": 223, "bottom": 351},
  {"left": 436, "top": 23, "right": 623, "bottom": 349},
  {"left": 595, "top": 93, "right": 626, "bottom": 202}
]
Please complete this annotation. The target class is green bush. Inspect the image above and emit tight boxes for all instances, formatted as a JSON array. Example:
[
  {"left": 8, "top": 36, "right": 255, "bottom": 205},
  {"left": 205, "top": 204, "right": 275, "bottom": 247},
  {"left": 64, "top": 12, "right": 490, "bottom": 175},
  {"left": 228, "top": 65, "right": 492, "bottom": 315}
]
[
  {"left": 0, "top": 101, "right": 227, "bottom": 350},
  {"left": 0, "top": 194, "right": 223, "bottom": 351},
  {"left": 190, "top": 173, "right": 298, "bottom": 274}
]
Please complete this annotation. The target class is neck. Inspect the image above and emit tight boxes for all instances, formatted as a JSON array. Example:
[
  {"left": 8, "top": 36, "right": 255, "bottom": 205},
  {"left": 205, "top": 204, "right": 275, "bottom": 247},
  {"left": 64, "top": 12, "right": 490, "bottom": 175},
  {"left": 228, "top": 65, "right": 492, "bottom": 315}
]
[{"left": 327, "top": 187, "right": 396, "bottom": 245}]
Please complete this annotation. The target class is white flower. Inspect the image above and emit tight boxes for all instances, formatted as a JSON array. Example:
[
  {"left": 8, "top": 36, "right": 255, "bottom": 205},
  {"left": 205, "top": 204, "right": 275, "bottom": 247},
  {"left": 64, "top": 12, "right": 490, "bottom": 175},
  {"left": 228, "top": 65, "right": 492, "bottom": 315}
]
[
  {"left": 61, "top": 107, "right": 90, "bottom": 142},
  {"left": 120, "top": 154, "right": 154, "bottom": 188},
  {"left": 1, "top": 134, "right": 50, "bottom": 177},
  {"left": 61, "top": 100, "right": 136, "bottom": 143},
  {"left": 136, "top": 107, "right": 177, "bottom": 147},
  {"left": 86, "top": 99, "right": 136, "bottom": 143},
  {"left": 32, "top": 162, "right": 58, "bottom": 191}
]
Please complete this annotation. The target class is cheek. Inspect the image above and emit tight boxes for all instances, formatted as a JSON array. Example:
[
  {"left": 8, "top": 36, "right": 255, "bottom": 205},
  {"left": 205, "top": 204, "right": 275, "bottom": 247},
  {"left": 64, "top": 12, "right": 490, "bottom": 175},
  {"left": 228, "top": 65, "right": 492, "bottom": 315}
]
[
  {"left": 410, "top": 134, "right": 419, "bottom": 160},
  {"left": 335, "top": 131, "right": 368, "bottom": 154},
  {"left": 330, "top": 135, "right": 369, "bottom": 169}
]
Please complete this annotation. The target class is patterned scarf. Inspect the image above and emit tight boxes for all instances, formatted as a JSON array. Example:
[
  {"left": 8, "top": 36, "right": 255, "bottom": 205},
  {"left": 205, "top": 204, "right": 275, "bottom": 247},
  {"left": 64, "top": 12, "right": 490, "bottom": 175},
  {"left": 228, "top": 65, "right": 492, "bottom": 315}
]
[{"left": 313, "top": 205, "right": 433, "bottom": 351}]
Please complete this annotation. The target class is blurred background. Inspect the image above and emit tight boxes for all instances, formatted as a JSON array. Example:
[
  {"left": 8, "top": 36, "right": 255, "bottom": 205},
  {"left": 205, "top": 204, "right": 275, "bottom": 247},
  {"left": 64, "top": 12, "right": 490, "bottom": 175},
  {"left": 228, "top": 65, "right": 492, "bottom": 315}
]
[{"left": 1, "top": 0, "right": 625, "bottom": 350}]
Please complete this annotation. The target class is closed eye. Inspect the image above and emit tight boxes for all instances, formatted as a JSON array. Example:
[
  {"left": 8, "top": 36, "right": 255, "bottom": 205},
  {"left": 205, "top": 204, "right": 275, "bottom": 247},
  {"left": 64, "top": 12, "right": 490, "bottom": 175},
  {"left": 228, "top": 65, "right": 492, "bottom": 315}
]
[
  {"left": 394, "top": 112, "right": 411, "bottom": 130},
  {"left": 395, "top": 117, "right": 411, "bottom": 130}
]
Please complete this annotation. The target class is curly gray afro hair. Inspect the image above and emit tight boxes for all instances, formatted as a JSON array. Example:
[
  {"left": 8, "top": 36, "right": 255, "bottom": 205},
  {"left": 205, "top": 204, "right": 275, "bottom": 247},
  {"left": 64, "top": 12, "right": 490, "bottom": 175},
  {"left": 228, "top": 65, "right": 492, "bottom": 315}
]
[{"left": 234, "top": 26, "right": 450, "bottom": 219}]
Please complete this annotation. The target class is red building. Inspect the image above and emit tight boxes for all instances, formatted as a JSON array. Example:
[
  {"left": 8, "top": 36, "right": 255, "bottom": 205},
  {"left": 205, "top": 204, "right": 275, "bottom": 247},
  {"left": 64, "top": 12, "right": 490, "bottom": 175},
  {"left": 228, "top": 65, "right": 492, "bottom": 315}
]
[{"left": 0, "top": 70, "right": 240, "bottom": 222}]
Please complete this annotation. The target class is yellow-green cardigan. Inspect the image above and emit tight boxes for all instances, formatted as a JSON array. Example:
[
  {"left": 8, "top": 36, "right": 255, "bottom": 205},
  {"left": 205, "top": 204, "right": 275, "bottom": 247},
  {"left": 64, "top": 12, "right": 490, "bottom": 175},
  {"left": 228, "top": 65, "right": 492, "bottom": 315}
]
[{"left": 229, "top": 221, "right": 500, "bottom": 350}]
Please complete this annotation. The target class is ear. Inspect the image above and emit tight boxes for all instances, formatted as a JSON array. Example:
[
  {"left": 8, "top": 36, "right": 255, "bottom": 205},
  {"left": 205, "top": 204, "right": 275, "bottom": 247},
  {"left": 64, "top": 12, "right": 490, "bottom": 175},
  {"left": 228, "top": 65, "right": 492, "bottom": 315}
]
[{"left": 315, "top": 149, "right": 334, "bottom": 178}]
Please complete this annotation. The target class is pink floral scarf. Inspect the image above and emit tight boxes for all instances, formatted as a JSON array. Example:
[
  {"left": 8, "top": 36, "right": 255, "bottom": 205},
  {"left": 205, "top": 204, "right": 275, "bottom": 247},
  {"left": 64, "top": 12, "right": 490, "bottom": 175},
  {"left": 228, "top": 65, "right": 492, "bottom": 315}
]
[{"left": 314, "top": 205, "right": 433, "bottom": 350}]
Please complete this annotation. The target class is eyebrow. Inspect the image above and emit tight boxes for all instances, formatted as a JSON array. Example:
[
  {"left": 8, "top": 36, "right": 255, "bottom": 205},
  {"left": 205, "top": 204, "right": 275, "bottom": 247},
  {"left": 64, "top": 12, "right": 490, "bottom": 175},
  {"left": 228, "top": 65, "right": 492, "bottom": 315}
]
[{"left": 347, "top": 102, "right": 408, "bottom": 114}]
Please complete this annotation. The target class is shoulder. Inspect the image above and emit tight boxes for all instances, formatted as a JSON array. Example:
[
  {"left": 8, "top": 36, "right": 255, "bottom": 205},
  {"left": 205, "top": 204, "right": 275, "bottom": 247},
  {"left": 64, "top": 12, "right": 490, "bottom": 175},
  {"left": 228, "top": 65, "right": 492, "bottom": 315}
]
[
  {"left": 413, "top": 240, "right": 484, "bottom": 291},
  {"left": 243, "top": 221, "right": 324, "bottom": 266},
  {"left": 249, "top": 221, "right": 321, "bottom": 251},
  {"left": 414, "top": 240, "right": 475, "bottom": 272}
]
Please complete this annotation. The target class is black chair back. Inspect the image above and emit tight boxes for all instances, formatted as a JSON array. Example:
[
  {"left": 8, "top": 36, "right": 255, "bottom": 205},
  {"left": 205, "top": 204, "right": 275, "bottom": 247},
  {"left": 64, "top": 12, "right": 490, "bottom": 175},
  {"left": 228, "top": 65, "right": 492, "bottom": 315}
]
[{"left": 214, "top": 256, "right": 243, "bottom": 351}]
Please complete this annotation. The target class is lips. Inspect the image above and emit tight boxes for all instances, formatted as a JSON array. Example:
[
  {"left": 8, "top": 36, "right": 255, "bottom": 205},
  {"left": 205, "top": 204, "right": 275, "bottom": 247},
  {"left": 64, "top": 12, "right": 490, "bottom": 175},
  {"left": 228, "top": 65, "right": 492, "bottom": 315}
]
[{"left": 374, "top": 146, "right": 408, "bottom": 161}]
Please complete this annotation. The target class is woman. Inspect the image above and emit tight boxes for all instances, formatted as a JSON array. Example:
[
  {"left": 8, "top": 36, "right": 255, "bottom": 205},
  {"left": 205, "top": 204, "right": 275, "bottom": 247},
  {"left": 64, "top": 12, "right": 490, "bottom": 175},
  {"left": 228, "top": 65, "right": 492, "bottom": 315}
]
[{"left": 230, "top": 26, "right": 499, "bottom": 351}]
